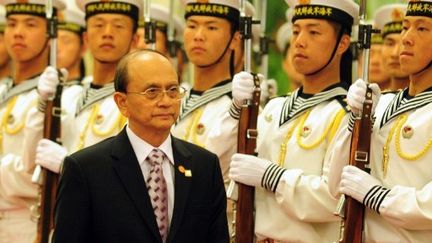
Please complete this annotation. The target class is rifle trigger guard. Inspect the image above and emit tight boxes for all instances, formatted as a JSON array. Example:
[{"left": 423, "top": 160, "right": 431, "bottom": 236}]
[
  {"left": 354, "top": 151, "right": 368, "bottom": 162},
  {"left": 246, "top": 129, "right": 258, "bottom": 139}
]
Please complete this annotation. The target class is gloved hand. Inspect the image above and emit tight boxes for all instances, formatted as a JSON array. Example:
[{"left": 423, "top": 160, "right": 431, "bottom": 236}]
[
  {"left": 229, "top": 153, "right": 272, "bottom": 187},
  {"left": 35, "top": 139, "right": 68, "bottom": 174},
  {"left": 37, "top": 66, "right": 68, "bottom": 101},
  {"left": 340, "top": 165, "right": 381, "bottom": 204},
  {"left": 232, "top": 71, "right": 256, "bottom": 107},
  {"left": 347, "top": 79, "right": 381, "bottom": 116}
]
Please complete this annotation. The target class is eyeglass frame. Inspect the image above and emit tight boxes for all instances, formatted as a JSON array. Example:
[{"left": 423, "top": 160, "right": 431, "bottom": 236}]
[{"left": 125, "top": 85, "right": 187, "bottom": 101}]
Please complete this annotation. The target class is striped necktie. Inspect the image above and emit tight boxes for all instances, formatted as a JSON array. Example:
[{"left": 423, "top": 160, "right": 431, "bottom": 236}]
[{"left": 146, "top": 148, "right": 169, "bottom": 242}]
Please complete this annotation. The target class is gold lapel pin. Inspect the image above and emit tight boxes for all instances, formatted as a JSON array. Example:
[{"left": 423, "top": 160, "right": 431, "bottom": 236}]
[{"left": 178, "top": 165, "right": 192, "bottom": 177}]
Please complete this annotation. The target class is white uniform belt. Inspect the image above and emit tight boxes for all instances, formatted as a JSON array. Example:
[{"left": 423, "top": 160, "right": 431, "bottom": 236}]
[{"left": 0, "top": 208, "right": 30, "bottom": 219}]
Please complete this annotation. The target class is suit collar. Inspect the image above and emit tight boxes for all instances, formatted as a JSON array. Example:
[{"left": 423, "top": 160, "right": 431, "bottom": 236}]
[
  {"left": 111, "top": 130, "right": 195, "bottom": 243},
  {"left": 167, "top": 136, "right": 193, "bottom": 242},
  {"left": 111, "top": 128, "right": 162, "bottom": 242}
]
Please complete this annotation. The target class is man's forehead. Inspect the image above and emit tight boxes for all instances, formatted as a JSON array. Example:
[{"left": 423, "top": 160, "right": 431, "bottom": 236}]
[
  {"left": 87, "top": 13, "right": 131, "bottom": 22},
  {"left": 384, "top": 33, "right": 401, "bottom": 42},
  {"left": 7, "top": 14, "right": 44, "bottom": 21},
  {"left": 293, "top": 19, "right": 324, "bottom": 28},
  {"left": 187, "top": 15, "right": 228, "bottom": 24},
  {"left": 403, "top": 16, "right": 432, "bottom": 25}
]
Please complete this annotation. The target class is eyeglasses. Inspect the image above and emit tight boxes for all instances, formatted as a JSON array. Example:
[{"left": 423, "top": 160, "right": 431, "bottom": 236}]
[{"left": 126, "top": 86, "right": 187, "bottom": 101}]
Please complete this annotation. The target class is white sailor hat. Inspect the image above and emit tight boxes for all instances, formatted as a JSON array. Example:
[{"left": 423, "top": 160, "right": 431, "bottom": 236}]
[
  {"left": 76, "top": 0, "right": 143, "bottom": 24},
  {"left": 0, "top": 0, "right": 66, "bottom": 18},
  {"left": 276, "top": 8, "right": 294, "bottom": 52},
  {"left": 0, "top": 6, "right": 5, "bottom": 33},
  {"left": 58, "top": 8, "right": 85, "bottom": 34},
  {"left": 406, "top": 0, "right": 432, "bottom": 18},
  {"left": 286, "top": 0, "right": 359, "bottom": 30},
  {"left": 181, "top": 0, "right": 256, "bottom": 32},
  {"left": 374, "top": 4, "right": 406, "bottom": 37},
  {"left": 138, "top": 4, "right": 184, "bottom": 40}
]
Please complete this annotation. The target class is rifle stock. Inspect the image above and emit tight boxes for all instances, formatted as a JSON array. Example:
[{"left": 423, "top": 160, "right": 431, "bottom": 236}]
[
  {"left": 340, "top": 93, "right": 372, "bottom": 243},
  {"left": 235, "top": 75, "right": 260, "bottom": 243},
  {"left": 34, "top": 1, "right": 62, "bottom": 242},
  {"left": 340, "top": 87, "right": 373, "bottom": 243},
  {"left": 35, "top": 82, "right": 63, "bottom": 243}
]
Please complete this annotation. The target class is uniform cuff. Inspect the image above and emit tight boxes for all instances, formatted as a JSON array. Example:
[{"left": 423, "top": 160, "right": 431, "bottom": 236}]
[
  {"left": 229, "top": 101, "right": 241, "bottom": 120},
  {"left": 261, "top": 163, "right": 286, "bottom": 192},
  {"left": 363, "top": 185, "right": 390, "bottom": 214},
  {"left": 37, "top": 98, "right": 47, "bottom": 113}
]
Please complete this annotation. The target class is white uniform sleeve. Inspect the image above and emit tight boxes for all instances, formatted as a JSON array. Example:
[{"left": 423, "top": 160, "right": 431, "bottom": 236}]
[
  {"left": 378, "top": 182, "right": 432, "bottom": 230},
  {"left": 0, "top": 154, "right": 37, "bottom": 199}
]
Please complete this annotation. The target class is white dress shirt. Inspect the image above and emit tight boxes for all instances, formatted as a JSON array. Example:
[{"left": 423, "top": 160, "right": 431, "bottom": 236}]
[{"left": 126, "top": 126, "right": 175, "bottom": 225}]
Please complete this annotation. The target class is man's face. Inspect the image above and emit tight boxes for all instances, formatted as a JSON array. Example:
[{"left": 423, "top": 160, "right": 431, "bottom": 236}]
[
  {"left": 382, "top": 33, "right": 407, "bottom": 78},
  {"left": 183, "top": 15, "right": 234, "bottom": 66},
  {"left": 57, "top": 30, "right": 83, "bottom": 71},
  {"left": 84, "top": 13, "right": 136, "bottom": 63},
  {"left": 400, "top": 16, "right": 432, "bottom": 75},
  {"left": 0, "top": 33, "right": 10, "bottom": 68},
  {"left": 291, "top": 19, "right": 339, "bottom": 75},
  {"left": 283, "top": 44, "right": 304, "bottom": 87},
  {"left": 136, "top": 28, "right": 168, "bottom": 55},
  {"left": 116, "top": 54, "right": 180, "bottom": 136},
  {"left": 4, "top": 15, "right": 47, "bottom": 62}
]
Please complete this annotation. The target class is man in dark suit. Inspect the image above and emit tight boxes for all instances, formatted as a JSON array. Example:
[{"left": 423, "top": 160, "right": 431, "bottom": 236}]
[{"left": 52, "top": 50, "right": 229, "bottom": 243}]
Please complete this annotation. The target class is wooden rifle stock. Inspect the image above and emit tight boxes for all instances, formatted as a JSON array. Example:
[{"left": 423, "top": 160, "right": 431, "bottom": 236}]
[
  {"left": 35, "top": 82, "right": 63, "bottom": 243},
  {"left": 235, "top": 75, "right": 260, "bottom": 243},
  {"left": 34, "top": 2, "right": 61, "bottom": 241},
  {"left": 340, "top": 88, "right": 373, "bottom": 243}
]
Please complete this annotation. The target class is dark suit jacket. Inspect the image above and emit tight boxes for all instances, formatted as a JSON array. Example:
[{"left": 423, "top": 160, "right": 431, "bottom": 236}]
[{"left": 52, "top": 128, "right": 228, "bottom": 243}]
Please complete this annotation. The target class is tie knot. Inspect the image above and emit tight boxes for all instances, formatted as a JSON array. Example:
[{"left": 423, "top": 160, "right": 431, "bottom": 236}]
[{"left": 147, "top": 148, "right": 165, "bottom": 165}]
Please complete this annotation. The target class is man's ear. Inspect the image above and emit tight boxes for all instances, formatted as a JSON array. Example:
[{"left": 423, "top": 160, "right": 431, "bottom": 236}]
[
  {"left": 337, "top": 34, "right": 351, "bottom": 55},
  {"left": 229, "top": 31, "right": 242, "bottom": 50},
  {"left": 113, "top": 92, "right": 129, "bottom": 118},
  {"left": 130, "top": 33, "right": 139, "bottom": 51},
  {"left": 83, "top": 31, "right": 88, "bottom": 48}
]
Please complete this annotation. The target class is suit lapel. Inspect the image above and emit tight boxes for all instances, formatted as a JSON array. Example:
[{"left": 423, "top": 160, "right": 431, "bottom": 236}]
[
  {"left": 111, "top": 128, "right": 161, "bottom": 242},
  {"left": 167, "top": 137, "right": 193, "bottom": 242}
]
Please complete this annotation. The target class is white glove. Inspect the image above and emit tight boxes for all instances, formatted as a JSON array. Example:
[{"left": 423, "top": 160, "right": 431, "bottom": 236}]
[
  {"left": 37, "top": 66, "right": 68, "bottom": 101},
  {"left": 35, "top": 139, "right": 68, "bottom": 174},
  {"left": 347, "top": 79, "right": 381, "bottom": 116},
  {"left": 232, "top": 71, "right": 255, "bottom": 107},
  {"left": 340, "top": 165, "right": 381, "bottom": 204},
  {"left": 229, "top": 153, "right": 272, "bottom": 187}
]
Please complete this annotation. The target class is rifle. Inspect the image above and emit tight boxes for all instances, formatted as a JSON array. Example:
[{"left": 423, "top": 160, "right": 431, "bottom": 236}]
[
  {"left": 144, "top": 0, "right": 156, "bottom": 50},
  {"left": 32, "top": 1, "right": 64, "bottom": 242},
  {"left": 167, "top": 0, "right": 178, "bottom": 69},
  {"left": 234, "top": 1, "right": 260, "bottom": 242},
  {"left": 335, "top": 0, "right": 379, "bottom": 242},
  {"left": 253, "top": 0, "right": 269, "bottom": 79}
]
